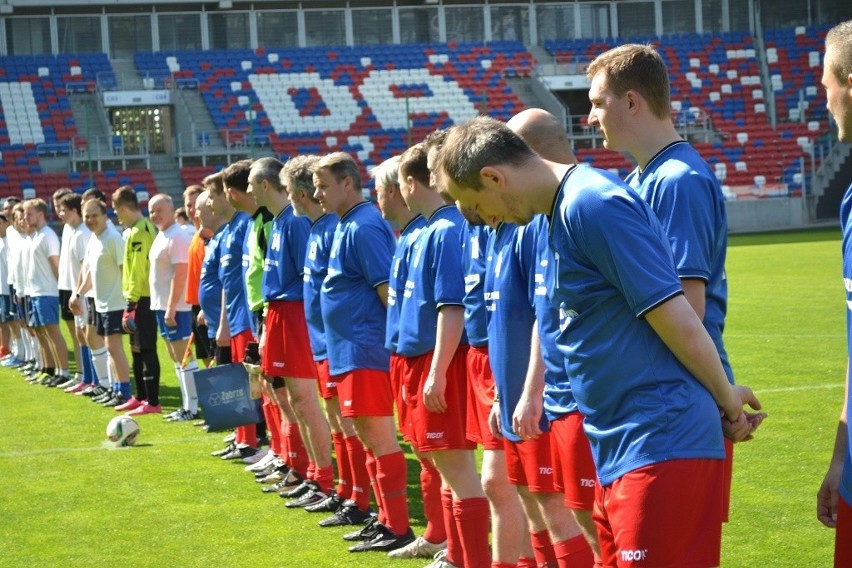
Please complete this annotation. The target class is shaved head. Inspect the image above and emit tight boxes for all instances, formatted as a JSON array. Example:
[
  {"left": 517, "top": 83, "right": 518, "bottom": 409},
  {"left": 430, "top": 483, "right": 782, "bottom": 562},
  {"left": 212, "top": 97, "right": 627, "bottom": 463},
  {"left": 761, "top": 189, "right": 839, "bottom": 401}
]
[{"left": 506, "top": 108, "right": 577, "bottom": 165}]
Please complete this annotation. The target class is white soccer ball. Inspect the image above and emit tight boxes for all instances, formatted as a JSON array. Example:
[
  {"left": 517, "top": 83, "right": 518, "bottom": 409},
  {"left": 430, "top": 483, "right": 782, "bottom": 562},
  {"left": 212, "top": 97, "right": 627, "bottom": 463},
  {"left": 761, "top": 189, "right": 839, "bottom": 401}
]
[{"left": 106, "top": 415, "right": 140, "bottom": 447}]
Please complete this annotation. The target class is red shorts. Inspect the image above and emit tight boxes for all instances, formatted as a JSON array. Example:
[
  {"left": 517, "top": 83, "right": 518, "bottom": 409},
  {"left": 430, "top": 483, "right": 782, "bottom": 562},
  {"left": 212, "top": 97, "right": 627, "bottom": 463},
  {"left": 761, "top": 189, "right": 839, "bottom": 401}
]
[
  {"left": 261, "top": 301, "right": 317, "bottom": 379},
  {"left": 314, "top": 359, "right": 338, "bottom": 400},
  {"left": 390, "top": 354, "right": 412, "bottom": 442},
  {"left": 594, "top": 459, "right": 723, "bottom": 568},
  {"left": 230, "top": 329, "right": 255, "bottom": 364},
  {"left": 403, "top": 347, "right": 475, "bottom": 452},
  {"left": 465, "top": 346, "right": 500, "bottom": 450},
  {"left": 550, "top": 411, "right": 596, "bottom": 510},
  {"left": 836, "top": 495, "right": 852, "bottom": 567},
  {"left": 504, "top": 431, "right": 558, "bottom": 493},
  {"left": 722, "top": 438, "right": 734, "bottom": 523},
  {"left": 335, "top": 368, "right": 393, "bottom": 418}
]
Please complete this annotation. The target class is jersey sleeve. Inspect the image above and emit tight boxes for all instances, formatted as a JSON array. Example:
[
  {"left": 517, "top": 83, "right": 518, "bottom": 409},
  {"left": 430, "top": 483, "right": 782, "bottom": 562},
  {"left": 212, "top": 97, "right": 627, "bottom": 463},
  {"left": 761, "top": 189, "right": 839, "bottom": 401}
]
[
  {"left": 570, "top": 188, "right": 682, "bottom": 317},
  {"left": 648, "top": 174, "right": 716, "bottom": 281},
  {"left": 353, "top": 223, "right": 393, "bottom": 288},
  {"left": 432, "top": 225, "right": 465, "bottom": 307},
  {"left": 287, "top": 217, "right": 310, "bottom": 277}
]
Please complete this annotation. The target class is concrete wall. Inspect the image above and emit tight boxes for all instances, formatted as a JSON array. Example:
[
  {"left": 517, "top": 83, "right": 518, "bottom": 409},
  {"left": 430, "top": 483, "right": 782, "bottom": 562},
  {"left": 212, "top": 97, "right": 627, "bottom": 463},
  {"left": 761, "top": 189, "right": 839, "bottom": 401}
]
[{"left": 726, "top": 197, "right": 807, "bottom": 233}]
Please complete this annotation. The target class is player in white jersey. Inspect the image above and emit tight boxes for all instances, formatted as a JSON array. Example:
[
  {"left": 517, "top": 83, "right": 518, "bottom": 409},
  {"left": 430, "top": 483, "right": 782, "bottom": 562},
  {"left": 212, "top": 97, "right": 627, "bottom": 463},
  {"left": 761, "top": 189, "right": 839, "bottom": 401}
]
[
  {"left": 148, "top": 194, "right": 198, "bottom": 418},
  {"left": 56, "top": 193, "right": 96, "bottom": 393},
  {"left": 22, "top": 198, "right": 68, "bottom": 385}
]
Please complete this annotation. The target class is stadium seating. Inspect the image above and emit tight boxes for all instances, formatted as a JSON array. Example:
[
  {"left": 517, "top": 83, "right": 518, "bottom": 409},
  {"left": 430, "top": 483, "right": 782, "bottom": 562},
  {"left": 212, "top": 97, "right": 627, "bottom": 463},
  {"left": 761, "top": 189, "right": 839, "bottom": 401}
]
[
  {"left": 0, "top": 54, "right": 158, "bottom": 198},
  {"left": 545, "top": 29, "right": 832, "bottom": 197},
  {"left": 136, "top": 42, "right": 533, "bottom": 173}
]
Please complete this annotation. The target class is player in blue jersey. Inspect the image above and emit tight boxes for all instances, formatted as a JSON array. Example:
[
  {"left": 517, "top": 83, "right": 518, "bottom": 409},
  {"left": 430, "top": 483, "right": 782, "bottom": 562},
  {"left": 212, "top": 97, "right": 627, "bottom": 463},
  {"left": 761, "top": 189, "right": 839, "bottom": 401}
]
[
  {"left": 496, "top": 109, "right": 598, "bottom": 566},
  {"left": 284, "top": 155, "right": 372, "bottom": 526},
  {"left": 370, "top": 155, "right": 448, "bottom": 561},
  {"left": 396, "top": 143, "right": 490, "bottom": 568},
  {"left": 249, "top": 156, "right": 335, "bottom": 510},
  {"left": 819, "top": 20, "right": 852, "bottom": 567},
  {"left": 313, "top": 152, "right": 413, "bottom": 553},
  {"left": 422, "top": 130, "right": 533, "bottom": 568},
  {"left": 195, "top": 190, "right": 231, "bottom": 365},
  {"left": 206, "top": 168, "right": 259, "bottom": 457},
  {"left": 438, "top": 116, "right": 763, "bottom": 568},
  {"left": 586, "top": 44, "right": 766, "bottom": 523}
]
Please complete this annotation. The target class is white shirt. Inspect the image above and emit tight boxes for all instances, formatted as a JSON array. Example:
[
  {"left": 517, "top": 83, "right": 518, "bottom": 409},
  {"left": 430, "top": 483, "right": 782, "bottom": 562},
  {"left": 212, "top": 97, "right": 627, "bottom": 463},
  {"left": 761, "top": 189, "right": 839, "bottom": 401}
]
[
  {"left": 6, "top": 226, "right": 20, "bottom": 291},
  {"left": 25, "top": 226, "right": 60, "bottom": 297},
  {"left": 149, "top": 223, "right": 190, "bottom": 312},
  {"left": 58, "top": 223, "right": 76, "bottom": 291},
  {"left": 85, "top": 225, "right": 125, "bottom": 313},
  {"left": 0, "top": 236, "right": 8, "bottom": 296},
  {"left": 14, "top": 231, "right": 30, "bottom": 295},
  {"left": 69, "top": 223, "right": 94, "bottom": 299}
]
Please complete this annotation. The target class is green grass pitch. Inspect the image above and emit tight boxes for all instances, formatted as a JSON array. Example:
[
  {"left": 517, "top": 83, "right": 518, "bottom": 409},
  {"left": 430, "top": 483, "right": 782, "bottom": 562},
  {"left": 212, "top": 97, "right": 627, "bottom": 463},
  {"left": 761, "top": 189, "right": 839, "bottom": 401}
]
[{"left": 0, "top": 228, "right": 844, "bottom": 567}]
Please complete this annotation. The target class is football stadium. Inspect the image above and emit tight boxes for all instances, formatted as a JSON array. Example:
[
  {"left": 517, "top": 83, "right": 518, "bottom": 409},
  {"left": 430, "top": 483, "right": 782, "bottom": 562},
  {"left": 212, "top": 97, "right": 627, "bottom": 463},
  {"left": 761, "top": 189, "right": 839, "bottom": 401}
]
[{"left": 1, "top": 0, "right": 852, "bottom": 566}]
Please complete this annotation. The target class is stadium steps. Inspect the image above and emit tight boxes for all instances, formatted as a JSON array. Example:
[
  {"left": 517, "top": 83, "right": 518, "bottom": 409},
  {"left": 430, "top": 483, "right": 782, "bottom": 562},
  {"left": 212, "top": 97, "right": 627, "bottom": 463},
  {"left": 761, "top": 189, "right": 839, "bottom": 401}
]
[
  {"left": 111, "top": 59, "right": 144, "bottom": 89},
  {"left": 177, "top": 88, "right": 228, "bottom": 150},
  {"left": 148, "top": 153, "right": 186, "bottom": 200},
  {"left": 815, "top": 145, "right": 852, "bottom": 219},
  {"left": 68, "top": 92, "right": 111, "bottom": 155}
]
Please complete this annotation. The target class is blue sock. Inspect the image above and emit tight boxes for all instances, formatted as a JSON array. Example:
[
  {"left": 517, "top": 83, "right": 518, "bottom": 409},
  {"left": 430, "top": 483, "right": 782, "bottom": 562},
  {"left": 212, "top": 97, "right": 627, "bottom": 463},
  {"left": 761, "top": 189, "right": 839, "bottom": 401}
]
[
  {"left": 119, "top": 382, "right": 132, "bottom": 398},
  {"left": 80, "top": 346, "right": 94, "bottom": 384}
]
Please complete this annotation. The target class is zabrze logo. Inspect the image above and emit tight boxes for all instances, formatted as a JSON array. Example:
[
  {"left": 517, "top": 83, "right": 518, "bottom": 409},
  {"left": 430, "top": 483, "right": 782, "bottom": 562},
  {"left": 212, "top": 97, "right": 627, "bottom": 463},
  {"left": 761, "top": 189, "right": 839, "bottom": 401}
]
[{"left": 206, "top": 388, "right": 245, "bottom": 406}]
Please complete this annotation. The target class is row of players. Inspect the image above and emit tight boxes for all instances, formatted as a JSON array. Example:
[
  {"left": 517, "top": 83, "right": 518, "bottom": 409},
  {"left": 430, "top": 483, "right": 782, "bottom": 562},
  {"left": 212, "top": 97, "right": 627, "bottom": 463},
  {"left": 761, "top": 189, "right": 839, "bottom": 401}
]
[{"left": 2, "top": 43, "right": 770, "bottom": 568}]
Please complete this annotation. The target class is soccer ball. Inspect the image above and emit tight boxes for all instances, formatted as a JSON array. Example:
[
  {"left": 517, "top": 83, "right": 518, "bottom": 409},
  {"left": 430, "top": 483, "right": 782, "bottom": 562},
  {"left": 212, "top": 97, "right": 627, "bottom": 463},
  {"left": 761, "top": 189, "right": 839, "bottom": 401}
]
[{"left": 106, "top": 415, "right": 140, "bottom": 447}]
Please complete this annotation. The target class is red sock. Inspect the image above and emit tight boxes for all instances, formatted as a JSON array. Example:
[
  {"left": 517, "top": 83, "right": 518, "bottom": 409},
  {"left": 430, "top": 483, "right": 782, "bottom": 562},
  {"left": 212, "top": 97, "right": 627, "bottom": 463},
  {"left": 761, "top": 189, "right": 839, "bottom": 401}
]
[
  {"left": 332, "top": 432, "right": 350, "bottom": 499},
  {"left": 315, "top": 465, "right": 334, "bottom": 494},
  {"left": 286, "top": 422, "right": 308, "bottom": 477},
  {"left": 307, "top": 461, "right": 317, "bottom": 481},
  {"left": 554, "top": 535, "right": 594, "bottom": 568},
  {"left": 492, "top": 563, "right": 518, "bottom": 568},
  {"left": 442, "top": 487, "right": 463, "bottom": 567},
  {"left": 453, "top": 497, "right": 492, "bottom": 568},
  {"left": 531, "top": 529, "right": 557, "bottom": 567},
  {"left": 262, "top": 396, "right": 282, "bottom": 456},
  {"left": 517, "top": 558, "right": 538, "bottom": 568},
  {"left": 420, "top": 458, "right": 447, "bottom": 544},
  {"left": 365, "top": 451, "right": 385, "bottom": 524},
  {"left": 345, "top": 435, "right": 370, "bottom": 511},
  {"left": 376, "top": 451, "right": 410, "bottom": 536},
  {"left": 235, "top": 425, "right": 257, "bottom": 447}
]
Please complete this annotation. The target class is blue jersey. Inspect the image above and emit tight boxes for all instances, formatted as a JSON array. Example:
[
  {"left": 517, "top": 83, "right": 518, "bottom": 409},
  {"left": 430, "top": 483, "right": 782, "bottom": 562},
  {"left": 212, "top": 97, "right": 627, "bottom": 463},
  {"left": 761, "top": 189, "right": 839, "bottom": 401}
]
[
  {"left": 549, "top": 164, "right": 724, "bottom": 486},
  {"left": 627, "top": 141, "right": 733, "bottom": 383},
  {"left": 461, "top": 223, "right": 491, "bottom": 347},
  {"left": 839, "top": 183, "right": 852, "bottom": 505},
  {"left": 397, "top": 205, "right": 467, "bottom": 357},
  {"left": 263, "top": 205, "right": 311, "bottom": 302},
  {"left": 385, "top": 215, "right": 426, "bottom": 353},
  {"left": 303, "top": 213, "right": 338, "bottom": 361},
  {"left": 199, "top": 224, "right": 226, "bottom": 339},
  {"left": 218, "top": 211, "right": 252, "bottom": 336},
  {"left": 321, "top": 202, "right": 394, "bottom": 375},
  {"left": 527, "top": 214, "right": 579, "bottom": 420},
  {"left": 484, "top": 222, "right": 545, "bottom": 441}
]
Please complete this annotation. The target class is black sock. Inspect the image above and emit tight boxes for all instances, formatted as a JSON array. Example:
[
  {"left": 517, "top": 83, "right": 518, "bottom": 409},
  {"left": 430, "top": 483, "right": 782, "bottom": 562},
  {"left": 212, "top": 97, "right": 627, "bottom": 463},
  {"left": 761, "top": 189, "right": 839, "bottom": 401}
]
[
  {"left": 44, "top": 367, "right": 54, "bottom": 376},
  {"left": 131, "top": 352, "right": 147, "bottom": 401},
  {"left": 144, "top": 376, "right": 160, "bottom": 407},
  {"left": 141, "top": 349, "right": 160, "bottom": 381}
]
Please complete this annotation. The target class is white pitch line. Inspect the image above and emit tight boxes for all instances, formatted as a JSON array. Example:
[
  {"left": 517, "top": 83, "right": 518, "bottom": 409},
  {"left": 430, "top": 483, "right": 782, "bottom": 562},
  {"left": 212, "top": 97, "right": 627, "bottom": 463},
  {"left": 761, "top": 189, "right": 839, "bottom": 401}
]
[
  {"left": 0, "top": 436, "right": 203, "bottom": 459},
  {"left": 759, "top": 383, "right": 843, "bottom": 394}
]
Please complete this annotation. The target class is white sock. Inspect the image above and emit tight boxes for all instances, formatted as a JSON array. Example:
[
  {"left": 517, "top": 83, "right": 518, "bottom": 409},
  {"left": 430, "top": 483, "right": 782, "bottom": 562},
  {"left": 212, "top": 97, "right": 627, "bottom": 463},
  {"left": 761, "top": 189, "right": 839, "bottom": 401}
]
[
  {"left": 174, "top": 362, "right": 188, "bottom": 411},
  {"left": 91, "top": 347, "right": 109, "bottom": 386},
  {"left": 181, "top": 361, "right": 199, "bottom": 414}
]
